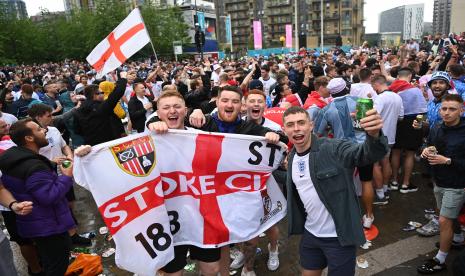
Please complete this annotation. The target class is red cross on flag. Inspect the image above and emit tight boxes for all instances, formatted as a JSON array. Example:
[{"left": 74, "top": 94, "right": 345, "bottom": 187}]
[
  {"left": 74, "top": 130, "right": 287, "bottom": 275},
  {"left": 86, "top": 8, "right": 150, "bottom": 76}
]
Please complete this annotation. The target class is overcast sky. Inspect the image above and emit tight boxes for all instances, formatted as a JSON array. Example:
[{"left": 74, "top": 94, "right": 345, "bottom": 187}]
[{"left": 24, "top": 0, "right": 434, "bottom": 34}]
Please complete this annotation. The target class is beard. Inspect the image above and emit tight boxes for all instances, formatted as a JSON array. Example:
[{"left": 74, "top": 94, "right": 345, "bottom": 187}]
[{"left": 34, "top": 135, "right": 49, "bottom": 148}]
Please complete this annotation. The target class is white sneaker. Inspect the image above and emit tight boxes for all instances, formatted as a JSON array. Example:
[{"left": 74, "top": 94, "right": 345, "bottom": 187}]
[
  {"left": 230, "top": 250, "right": 245, "bottom": 269},
  {"left": 241, "top": 268, "right": 256, "bottom": 276},
  {"left": 267, "top": 243, "right": 279, "bottom": 271},
  {"left": 230, "top": 247, "right": 241, "bottom": 259},
  {"left": 362, "top": 214, "right": 374, "bottom": 229}
]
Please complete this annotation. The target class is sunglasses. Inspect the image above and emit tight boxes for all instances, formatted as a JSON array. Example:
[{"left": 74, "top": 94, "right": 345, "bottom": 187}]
[{"left": 95, "top": 92, "right": 104, "bottom": 95}]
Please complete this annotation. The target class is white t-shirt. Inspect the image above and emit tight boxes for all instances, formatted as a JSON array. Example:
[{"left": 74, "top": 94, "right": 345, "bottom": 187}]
[
  {"left": 12, "top": 91, "right": 40, "bottom": 101},
  {"left": 259, "top": 77, "right": 277, "bottom": 97},
  {"left": 39, "top": 126, "right": 66, "bottom": 161},
  {"left": 211, "top": 71, "right": 221, "bottom": 86},
  {"left": 292, "top": 152, "right": 337, "bottom": 237},
  {"left": 374, "top": 91, "right": 404, "bottom": 145},
  {"left": 74, "top": 83, "right": 84, "bottom": 92},
  {"left": 350, "top": 83, "right": 378, "bottom": 100},
  {"left": 137, "top": 96, "right": 152, "bottom": 118},
  {"left": 0, "top": 112, "right": 18, "bottom": 128},
  {"left": 123, "top": 85, "right": 134, "bottom": 104}
]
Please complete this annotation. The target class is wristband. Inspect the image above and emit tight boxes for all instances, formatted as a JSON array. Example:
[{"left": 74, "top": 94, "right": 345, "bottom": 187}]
[{"left": 8, "top": 200, "right": 17, "bottom": 210}]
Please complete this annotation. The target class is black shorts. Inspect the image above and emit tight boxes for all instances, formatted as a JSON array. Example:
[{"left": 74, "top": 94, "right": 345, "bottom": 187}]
[
  {"left": 299, "top": 230, "right": 356, "bottom": 275},
  {"left": 357, "top": 164, "right": 373, "bottom": 182},
  {"left": 1, "top": 211, "right": 33, "bottom": 246},
  {"left": 161, "top": 245, "right": 221, "bottom": 273},
  {"left": 393, "top": 116, "right": 423, "bottom": 151}
]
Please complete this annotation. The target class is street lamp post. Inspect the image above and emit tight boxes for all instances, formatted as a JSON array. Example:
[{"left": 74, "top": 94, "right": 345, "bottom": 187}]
[
  {"left": 194, "top": 0, "right": 204, "bottom": 60},
  {"left": 294, "top": 0, "right": 298, "bottom": 51}
]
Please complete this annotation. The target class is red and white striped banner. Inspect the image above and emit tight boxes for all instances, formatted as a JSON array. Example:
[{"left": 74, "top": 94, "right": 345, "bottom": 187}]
[{"left": 74, "top": 130, "right": 287, "bottom": 276}]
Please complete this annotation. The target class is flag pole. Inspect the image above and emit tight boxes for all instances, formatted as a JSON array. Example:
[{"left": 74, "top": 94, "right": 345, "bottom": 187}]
[
  {"left": 136, "top": 7, "right": 159, "bottom": 63},
  {"left": 148, "top": 40, "right": 159, "bottom": 63}
]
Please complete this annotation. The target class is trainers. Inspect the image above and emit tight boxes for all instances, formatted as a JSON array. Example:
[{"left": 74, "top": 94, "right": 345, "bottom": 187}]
[
  {"left": 384, "top": 189, "right": 391, "bottom": 199},
  {"left": 400, "top": 184, "right": 418, "bottom": 194},
  {"left": 230, "top": 247, "right": 241, "bottom": 259},
  {"left": 389, "top": 181, "right": 399, "bottom": 191},
  {"left": 435, "top": 240, "right": 465, "bottom": 250},
  {"left": 373, "top": 195, "right": 389, "bottom": 205},
  {"left": 417, "top": 257, "right": 446, "bottom": 274},
  {"left": 267, "top": 243, "right": 279, "bottom": 271},
  {"left": 230, "top": 250, "right": 245, "bottom": 269},
  {"left": 71, "top": 233, "right": 92, "bottom": 246},
  {"left": 417, "top": 219, "right": 440, "bottom": 237},
  {"left": 362, "top": 214, "right": 374, "bottom": 229},
  {"left": 241, "top": 269, "right": 256, "bottom": 276},
  {"left": 424, "top": 214, "right": 438, "bottom": 221}
]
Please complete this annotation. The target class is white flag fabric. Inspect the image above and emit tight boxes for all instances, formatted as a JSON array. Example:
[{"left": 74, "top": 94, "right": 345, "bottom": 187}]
[
  {"left": 86, "top": 8, "right": 150, "bottom": 76},
  {"left": 74, "top": 130, "right": 287, "bottom": 276}
]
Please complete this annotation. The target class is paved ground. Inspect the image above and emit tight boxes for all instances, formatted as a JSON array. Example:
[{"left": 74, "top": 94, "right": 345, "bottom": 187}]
[{"left": 2, "top": 164, "right": 463, "bottom": 275}]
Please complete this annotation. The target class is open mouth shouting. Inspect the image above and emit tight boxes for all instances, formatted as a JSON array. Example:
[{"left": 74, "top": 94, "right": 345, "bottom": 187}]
[
  {"left": 167, "top": 115, "right": 179, "bottom": 125},
  {"left": 251, "top": 108, "right": 261, "bottom": 117},
  {"left": 292, "top": 134, "right": 305, "bottom": 144},
  {"left": 224, "top": 109, "right": 235, "bottom": 117}
]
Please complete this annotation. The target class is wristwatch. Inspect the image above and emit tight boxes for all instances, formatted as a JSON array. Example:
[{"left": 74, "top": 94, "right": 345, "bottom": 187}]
[{"left": 445, "top": 158, "right": 451, "bottom": 165}]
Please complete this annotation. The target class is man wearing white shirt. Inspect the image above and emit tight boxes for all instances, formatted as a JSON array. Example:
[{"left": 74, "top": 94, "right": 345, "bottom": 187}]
[
  {"left": 350, "top": 68, "right": 377, "bottom": 100},
  {"left": 211, "top": 64, "right": 222, "bottom": 87},
  {"left": 283, "top": 106, "right": 388, "bottom": 276},
  {"left": 259, "top": 64, "right": 277, "bottom": 97},
  {"left": 372, "top": 75, "right": 404, "bottom": 204}
]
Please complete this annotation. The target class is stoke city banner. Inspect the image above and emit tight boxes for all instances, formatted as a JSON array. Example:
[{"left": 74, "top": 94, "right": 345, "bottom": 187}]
[{"left": 74, "top": 130, "right": 287, "bottom": 276}]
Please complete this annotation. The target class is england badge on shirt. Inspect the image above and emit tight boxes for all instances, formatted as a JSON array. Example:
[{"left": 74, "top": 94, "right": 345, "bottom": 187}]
[{"left": 298, "top": 160, "right": 306, "bottom": 178}]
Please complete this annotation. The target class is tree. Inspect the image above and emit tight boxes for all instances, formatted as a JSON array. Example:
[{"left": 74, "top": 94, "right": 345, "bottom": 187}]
[{"left": 0, "top": 0, "right": 190, "bottom": 64}]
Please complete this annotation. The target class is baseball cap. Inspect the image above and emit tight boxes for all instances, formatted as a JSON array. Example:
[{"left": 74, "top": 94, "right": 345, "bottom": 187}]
[
  {"left": 213, "top": 64, "right": 221, "bottom": 71},
  {"left": 327, "top": 78, "right": 347, "bottom": 95},
  {"left": 428, "top": 71, "right": 451, "bottom": 88},
  {"left": 249, "top": 79, "right": 264, "bottom": 91}
]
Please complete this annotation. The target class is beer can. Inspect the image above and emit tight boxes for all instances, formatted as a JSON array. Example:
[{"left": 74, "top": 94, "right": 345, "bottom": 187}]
[
  {"left": 356, "top": 98, "right": 373, "bottom": 120},
  {"left": 62, "top": 160, "right": 72, "bottom": 168},
  {"left": 416, "top": 115, "right": 424, "bottom": 128}
]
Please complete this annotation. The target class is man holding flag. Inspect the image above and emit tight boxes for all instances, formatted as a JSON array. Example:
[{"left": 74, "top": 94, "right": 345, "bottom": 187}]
[
  {"left": 149, "top": 85, "right": 288, "bottom": 276},
  {"left": 76, "top": 90, "right": 222, "bottom": 276}
]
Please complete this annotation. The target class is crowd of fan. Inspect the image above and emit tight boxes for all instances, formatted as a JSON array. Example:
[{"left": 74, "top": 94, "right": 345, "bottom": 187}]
[{"left": 0, "top": 31, "right": 465, "bottom": 276}]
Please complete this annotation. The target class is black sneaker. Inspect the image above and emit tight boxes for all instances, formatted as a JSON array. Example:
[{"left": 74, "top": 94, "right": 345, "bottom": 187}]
[
  {"left": 71, "top": 233, "right": 92, "bottom": 246},
  {"left": 384, "top": 190, "right": 391, "bottom": 199},
  {"left": 417, "top": 257, "right": 446, "bottom": 274},
  {"left": 373, "top": 195, "right": 389, "bottom": 205},
  {"left": 435, "top": 240, "right": 465, "bottom": 250},
  {"left": 389, "top": 181, "right": 399, "bottom": 191},
  {"left": 400, "top": 184, "right": 418, "bottom": 194}
]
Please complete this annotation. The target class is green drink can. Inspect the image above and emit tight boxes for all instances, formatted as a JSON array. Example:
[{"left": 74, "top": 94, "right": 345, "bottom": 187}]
[
  {"left": 62, "top": 160, "right": 72, "bottom": 168},
  {"left": 356, "top": 98, "right": 373, "bottom": 120}
]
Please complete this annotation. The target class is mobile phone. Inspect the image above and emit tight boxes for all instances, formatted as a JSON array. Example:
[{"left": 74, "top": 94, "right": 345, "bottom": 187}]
[{"left": 379, "top": 49, "right": 383, "bottom": 59}]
